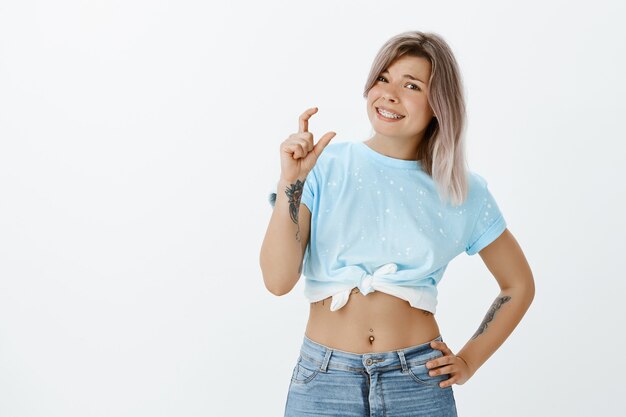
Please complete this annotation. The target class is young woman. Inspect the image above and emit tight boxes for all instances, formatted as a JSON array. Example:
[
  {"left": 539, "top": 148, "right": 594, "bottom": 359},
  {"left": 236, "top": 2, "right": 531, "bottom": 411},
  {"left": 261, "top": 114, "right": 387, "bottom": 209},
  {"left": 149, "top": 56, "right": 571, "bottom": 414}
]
[{"left": 260, "top": 30, "right": 534, "bottom": 417}]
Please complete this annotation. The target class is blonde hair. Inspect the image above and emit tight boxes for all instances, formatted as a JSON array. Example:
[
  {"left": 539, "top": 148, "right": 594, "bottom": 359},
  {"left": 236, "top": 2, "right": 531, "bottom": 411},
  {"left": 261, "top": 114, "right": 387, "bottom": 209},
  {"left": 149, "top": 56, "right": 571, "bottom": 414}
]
[{"left": 363, "top": 31, "right": 470, "bottom": 206}]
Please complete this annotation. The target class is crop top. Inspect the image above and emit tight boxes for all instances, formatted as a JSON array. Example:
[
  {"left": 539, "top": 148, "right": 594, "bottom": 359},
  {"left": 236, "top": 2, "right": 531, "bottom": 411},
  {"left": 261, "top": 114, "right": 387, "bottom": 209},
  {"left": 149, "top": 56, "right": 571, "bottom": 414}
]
[{"left": 268, "top": 140, "right": 507, "bottom": 314}]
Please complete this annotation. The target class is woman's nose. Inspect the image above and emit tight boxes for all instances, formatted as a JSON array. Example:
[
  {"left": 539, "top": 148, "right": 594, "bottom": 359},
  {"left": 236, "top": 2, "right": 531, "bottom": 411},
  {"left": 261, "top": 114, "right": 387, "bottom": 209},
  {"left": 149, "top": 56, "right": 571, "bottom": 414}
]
[
  {"left": 382, "top": 86, "right": 399, "bottom": 102},
  {"left": 383, "top": 93, "right": 398, "bottom": 103}
]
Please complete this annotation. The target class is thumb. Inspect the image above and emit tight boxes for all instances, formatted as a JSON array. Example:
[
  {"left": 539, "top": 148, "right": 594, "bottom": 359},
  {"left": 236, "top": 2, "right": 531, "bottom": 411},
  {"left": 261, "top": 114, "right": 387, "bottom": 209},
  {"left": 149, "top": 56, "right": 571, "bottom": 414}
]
[{"left": 313, "top": 131, "right": 336, "bottom": 156}]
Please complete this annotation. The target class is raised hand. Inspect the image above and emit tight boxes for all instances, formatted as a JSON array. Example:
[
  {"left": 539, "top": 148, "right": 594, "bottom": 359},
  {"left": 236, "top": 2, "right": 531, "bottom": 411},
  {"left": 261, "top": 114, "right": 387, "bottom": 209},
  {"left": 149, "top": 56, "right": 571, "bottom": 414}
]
[{"left": 279, "top": 107, "right": 336, "bottom": 183}]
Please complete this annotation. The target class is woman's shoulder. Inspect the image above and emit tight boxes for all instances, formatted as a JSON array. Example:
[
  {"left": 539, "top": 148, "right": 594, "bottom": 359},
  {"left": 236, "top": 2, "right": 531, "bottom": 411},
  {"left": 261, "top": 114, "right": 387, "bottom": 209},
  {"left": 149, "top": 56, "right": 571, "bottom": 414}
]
[
  {"left": 320, "top": 140, "right": 351, "bottom": 157},
  {"left": 466, "top": 170, "right": 488, "bottom": 190},
  {"left": 463, "top": 169, "right": 500, "bottom": 208},
  {"left": 313, "top": 140, "right": 353, "bottom": 168}
]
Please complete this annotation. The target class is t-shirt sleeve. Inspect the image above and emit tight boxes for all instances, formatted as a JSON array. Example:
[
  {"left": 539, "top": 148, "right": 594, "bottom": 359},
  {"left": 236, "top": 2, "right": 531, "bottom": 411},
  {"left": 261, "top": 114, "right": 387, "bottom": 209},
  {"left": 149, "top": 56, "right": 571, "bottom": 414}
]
[
  {"left": 300, "top": 167, "right": 318, "bottom": 212},
  {"left": 465, "top": 179, "right": 507, "bottom": 255}
]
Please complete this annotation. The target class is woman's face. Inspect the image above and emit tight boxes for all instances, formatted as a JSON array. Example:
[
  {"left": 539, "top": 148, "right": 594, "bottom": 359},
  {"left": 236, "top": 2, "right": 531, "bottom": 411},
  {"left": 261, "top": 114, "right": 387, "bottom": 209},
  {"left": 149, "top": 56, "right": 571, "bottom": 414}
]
[{"left": 366, "top": 55, "right": 435, "bottom": 141}]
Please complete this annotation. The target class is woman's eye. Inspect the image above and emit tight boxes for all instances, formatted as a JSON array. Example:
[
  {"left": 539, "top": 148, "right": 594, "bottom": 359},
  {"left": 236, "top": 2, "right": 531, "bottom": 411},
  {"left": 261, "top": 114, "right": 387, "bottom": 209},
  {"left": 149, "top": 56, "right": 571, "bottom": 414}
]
[{"left": 376, "top": 76, "right": 421, "bottom": 91}]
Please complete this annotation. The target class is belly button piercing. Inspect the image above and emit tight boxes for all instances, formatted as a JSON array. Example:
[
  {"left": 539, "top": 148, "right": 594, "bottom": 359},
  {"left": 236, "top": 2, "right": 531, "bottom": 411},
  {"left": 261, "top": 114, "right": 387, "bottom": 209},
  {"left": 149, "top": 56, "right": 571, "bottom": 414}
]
[{"left": 369, "top": 335, "right": 375, "bottom": 343}]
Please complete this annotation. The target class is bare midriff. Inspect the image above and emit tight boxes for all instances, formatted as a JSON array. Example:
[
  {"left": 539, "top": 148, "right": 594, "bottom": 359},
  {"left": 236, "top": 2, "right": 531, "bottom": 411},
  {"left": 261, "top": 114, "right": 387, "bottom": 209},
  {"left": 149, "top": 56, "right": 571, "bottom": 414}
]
[{"left": 305, "top": 287, "right": 441, "bottom": 354}]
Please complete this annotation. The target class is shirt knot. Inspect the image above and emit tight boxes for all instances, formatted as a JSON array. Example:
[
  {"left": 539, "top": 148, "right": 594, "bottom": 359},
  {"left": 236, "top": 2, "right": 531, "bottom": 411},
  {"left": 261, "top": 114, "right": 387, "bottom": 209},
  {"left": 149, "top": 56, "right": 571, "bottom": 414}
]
[
  {"left": 329, "top": 262, "right": 398, "bottom": 312},
  {"left": 357, "top": 262, "right": 398, "bottom": 296}
]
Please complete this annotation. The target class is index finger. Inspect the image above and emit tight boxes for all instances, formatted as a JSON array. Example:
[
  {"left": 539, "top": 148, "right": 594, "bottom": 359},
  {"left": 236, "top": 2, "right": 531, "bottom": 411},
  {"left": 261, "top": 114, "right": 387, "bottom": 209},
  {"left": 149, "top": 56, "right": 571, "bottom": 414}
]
[
  {"left": 431, "top": 341, "right": 452, "bottom": 355},
  {"left": 299, "top": 107, "right": 319, "bottom": 133}
]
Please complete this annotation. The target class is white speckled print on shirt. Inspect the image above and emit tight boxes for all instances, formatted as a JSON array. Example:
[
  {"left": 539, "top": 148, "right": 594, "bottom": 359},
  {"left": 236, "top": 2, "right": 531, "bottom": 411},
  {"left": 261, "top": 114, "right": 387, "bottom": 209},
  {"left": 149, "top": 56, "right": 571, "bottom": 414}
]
[{"left": 269, "top": 140, "right": 507, "bottom": 314}]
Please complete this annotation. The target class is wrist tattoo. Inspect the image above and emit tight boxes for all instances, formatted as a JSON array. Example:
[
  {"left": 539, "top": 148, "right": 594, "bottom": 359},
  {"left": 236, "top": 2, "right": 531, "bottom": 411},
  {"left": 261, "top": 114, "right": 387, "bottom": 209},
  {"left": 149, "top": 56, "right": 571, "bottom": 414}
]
[
  {"left": 284, "top": 179, "right": 305, "bottom": 242},
  {"left": 471, "top": 295, "right": 511, "bottom": 340}
]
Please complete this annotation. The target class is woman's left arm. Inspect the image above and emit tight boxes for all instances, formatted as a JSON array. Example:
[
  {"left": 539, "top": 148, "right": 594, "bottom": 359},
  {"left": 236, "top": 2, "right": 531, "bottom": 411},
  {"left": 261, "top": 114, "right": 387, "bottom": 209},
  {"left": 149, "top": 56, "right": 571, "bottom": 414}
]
[{"left": 427, "top": 228, "right": 535, "bottom": 387}]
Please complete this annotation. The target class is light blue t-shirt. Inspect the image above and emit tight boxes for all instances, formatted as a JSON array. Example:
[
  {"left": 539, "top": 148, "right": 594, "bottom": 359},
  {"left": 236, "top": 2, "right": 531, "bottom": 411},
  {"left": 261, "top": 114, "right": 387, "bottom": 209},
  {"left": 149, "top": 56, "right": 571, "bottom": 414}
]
[{"left": 269, "top": 140, "right": 507, "bottom": 314}]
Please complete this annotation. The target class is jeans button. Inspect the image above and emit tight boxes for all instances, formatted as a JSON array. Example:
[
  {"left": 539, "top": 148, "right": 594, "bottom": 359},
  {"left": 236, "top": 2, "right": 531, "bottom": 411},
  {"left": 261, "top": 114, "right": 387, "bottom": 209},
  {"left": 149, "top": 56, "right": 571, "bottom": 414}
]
[{"left": 365, "top": 358, "right": 373, "bottom": 365}]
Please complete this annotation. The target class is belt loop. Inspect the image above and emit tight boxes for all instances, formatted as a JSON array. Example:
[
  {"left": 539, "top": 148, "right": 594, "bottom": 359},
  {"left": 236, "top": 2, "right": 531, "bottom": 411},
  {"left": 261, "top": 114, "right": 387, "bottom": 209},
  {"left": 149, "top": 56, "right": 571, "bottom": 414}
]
[
  {"left": 397, "top": 350, "right": 408, "bottom": 372},
  {"left": 320, "top": 348, "right": 332, "bottom": 372}
]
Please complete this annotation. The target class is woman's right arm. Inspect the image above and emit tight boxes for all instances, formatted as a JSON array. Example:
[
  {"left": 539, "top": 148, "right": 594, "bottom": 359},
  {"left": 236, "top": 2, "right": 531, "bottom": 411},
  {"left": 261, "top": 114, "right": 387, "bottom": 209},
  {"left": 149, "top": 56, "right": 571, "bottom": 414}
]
[
  {"left": 259, "top": 107, "right": 335, "bottom": 296},
  {"left": 259, "top": 177, "right": 312, "bottom": 295}
]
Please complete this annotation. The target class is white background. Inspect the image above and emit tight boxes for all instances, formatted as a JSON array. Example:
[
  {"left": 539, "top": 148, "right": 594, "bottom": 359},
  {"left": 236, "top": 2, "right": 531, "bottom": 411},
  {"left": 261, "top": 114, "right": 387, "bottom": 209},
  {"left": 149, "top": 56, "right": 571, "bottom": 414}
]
[{"left": 1, "top": 0, "right": 624, "bottom": 416}]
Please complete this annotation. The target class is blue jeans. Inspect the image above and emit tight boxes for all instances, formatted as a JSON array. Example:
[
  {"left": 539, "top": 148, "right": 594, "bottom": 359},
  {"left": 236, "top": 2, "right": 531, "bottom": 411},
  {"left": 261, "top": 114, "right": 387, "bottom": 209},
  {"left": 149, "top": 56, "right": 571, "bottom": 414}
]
[{"left": 284, "top": 334, "right": 458, "bottom": 417}]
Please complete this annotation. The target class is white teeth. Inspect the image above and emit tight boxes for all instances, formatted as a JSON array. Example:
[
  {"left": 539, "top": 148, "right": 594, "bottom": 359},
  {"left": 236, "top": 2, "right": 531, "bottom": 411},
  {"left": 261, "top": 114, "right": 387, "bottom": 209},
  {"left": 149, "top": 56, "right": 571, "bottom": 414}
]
[{"left": 377, "top": 108, "right": 403, "bottom": 119}]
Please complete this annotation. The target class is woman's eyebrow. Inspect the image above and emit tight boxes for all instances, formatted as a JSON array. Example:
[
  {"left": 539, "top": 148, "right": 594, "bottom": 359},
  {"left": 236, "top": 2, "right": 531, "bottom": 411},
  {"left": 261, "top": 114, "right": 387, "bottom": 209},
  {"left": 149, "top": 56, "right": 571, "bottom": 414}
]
[{"left": 381, "top": 70, "right": 424, "bottom": 84}]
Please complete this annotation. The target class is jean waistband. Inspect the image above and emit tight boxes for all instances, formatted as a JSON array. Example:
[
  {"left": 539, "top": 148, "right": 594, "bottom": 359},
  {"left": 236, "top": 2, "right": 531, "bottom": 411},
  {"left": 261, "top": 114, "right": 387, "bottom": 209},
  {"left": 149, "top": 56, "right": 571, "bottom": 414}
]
[{"left": 300, "top": 333, "right": 444, "bottom": 371}]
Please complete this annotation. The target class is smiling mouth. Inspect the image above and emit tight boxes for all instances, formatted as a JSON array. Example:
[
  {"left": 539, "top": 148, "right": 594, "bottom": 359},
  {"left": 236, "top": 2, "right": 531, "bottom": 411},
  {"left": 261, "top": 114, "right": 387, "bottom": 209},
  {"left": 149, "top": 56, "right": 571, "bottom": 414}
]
[{"left": 376, "top": 107, "right": 405, "bottom": 119}]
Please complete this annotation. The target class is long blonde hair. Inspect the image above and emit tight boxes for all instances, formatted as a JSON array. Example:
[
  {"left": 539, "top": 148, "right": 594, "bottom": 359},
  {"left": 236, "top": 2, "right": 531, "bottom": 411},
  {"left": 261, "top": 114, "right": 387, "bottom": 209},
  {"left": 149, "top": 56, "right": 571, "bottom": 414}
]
[{"left": 363, "top": 31, "right": 470, "bottom": 206}]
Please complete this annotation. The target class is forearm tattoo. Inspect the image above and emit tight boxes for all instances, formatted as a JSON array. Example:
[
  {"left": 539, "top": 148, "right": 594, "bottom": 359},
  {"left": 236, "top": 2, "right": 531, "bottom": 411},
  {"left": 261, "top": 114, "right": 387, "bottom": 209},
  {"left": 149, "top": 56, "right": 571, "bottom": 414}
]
[
  {"left": 471, "top": 295, "right": 511, "bottom": 340},
  {"left": 284, "top": 179, "right": 305, "bottom": 242}
]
